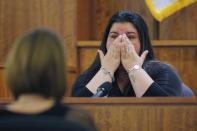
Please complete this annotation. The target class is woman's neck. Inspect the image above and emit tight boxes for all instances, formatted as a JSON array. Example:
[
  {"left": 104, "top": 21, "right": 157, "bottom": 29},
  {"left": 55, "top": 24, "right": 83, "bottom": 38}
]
[{"left": 7, "top": 94, "right": 55, "bottom": 114}]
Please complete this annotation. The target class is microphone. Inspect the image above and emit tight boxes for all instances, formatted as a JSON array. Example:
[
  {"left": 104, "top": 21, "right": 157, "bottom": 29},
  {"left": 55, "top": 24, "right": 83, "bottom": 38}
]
[{"left": 92, "top": 82, "right": 112, "bottom": 97}]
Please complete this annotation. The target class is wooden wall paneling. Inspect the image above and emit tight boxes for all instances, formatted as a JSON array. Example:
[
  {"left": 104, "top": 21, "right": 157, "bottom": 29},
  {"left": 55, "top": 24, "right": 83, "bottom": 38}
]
[
  {"left": 93, "top": 0, "right": 155, "bottom": 40},
  {"left": 63, "top": 0, "right": 78, "bottom": 96},
  {"left": 0, "top": 66, "right": 11, "bottom": 99},
  {"left": 76, "top": 0, "right": 93, "bottom": 40},
  {"left": 77, "top": 1, "right": 197, "bottom": 40},
  {"left": 78, "top": 47, "right": 98, "bottom": 73},
  {"left": 77, "top": 41, "right": 99, "bottom": 73},
  {"left": 0, "top": 0, "right": 78, "bottom": 98},
  {"left": 159, "top": 2, "right": 197, "bottom": 39},
  {"left": 76, "top": 0, "right": 155, "bottom": 40},
  {"left": 0, "top": 0, "right": 67, "bottom": 65}
]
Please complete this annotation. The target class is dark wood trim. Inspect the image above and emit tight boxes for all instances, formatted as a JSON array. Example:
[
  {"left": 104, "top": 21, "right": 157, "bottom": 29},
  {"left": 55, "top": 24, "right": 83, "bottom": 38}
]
[
  {"left": 1, "top": 97, "right": 197, "bottom": 105},
  {"left": 77, "top": 40, "right": 197, "bottom": 48},
  {"left": 63, "top": 97, "right": 197, "bottom": 105}
]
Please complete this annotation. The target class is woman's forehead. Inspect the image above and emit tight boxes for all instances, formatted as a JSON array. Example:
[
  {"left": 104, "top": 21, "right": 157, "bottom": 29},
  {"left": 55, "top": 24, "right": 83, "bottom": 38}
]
[
  {"left": 109, "top": 22, "right": 137, "bottom": 34},
  {"left": 109, "top": 22, "right": 138, "bottom": 35}
]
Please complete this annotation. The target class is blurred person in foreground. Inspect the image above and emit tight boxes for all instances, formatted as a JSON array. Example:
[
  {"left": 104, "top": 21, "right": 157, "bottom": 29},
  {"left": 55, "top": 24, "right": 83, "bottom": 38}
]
[{"left": 0, "top": 28, "right": 97, "bottom": 131}]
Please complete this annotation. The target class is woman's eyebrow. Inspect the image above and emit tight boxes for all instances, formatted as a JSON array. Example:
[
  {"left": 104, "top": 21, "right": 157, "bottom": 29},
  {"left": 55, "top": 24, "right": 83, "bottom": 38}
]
[
  {"left": 126, "top": 32, "right": 137, "bottom": 35},
  {"left": 109, "top": 32, "right": 119, "bottom": 35}
]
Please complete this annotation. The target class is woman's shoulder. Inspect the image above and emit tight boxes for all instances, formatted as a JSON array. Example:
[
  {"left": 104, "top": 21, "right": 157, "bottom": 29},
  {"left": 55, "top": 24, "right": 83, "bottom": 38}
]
[
  {"left": 144, "top": 60, "right": 176, "bottom": 72},
  {"left": 143, "top": 60, "right": 180, "bottom": 78}
]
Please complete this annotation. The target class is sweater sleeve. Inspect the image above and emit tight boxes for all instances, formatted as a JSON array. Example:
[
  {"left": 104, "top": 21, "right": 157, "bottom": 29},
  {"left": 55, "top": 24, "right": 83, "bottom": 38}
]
[
  {"left": 72, "top": 67, "right": 98, "bottom": 97},
  {"left": 72, "top": 76, "right": 94, "bottom": 97},
  {"left": 143, "top": 61, "right": 183, "bottom": 96},
  {"left": 72, "top": 79, "right": 113, "bottom": 97}
]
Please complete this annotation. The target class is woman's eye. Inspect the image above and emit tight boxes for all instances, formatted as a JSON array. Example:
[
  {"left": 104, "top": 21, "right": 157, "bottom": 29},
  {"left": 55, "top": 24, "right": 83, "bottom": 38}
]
[
  {"left": 127, "top": 36, "right": 136, "bottom": 40},
  {"left": 110, "top": 35, "right": 118, "bottom": 39}
]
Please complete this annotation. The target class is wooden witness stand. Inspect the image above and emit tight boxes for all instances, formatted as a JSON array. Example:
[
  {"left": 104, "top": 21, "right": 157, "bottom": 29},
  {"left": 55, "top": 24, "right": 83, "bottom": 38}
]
[
  {"left": 64, "top": 97, "right": 197, "bottom": 131},
  {"left": 1, "top": 97, "right": 197, "bottom": 130}
]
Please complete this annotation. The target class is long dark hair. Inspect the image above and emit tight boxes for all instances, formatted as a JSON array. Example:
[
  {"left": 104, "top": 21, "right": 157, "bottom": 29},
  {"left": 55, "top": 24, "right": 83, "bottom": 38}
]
[
  {"left": 88, "top": 10, "right": 155, "bottom": 72},
  {"left": 72, "top": 11, "right": 155, "bottom": 95}
]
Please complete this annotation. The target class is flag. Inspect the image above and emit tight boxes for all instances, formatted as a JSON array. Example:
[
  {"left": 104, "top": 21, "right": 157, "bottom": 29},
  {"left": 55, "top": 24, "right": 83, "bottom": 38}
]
[{"left": 145, "top": 0, "right": 197, "bottom": 21}]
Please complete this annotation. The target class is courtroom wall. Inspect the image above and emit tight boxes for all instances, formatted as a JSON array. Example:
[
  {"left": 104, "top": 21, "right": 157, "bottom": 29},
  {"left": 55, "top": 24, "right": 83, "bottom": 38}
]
[
  {"left": 0, "top": 0, "right": 77, "bottom": 96},
  {"left": 77, "top": 0, "right": 197, "bottom": 40}
]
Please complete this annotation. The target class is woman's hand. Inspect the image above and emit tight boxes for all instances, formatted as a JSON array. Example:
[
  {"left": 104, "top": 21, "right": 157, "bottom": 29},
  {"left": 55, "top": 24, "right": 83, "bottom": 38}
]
[
  {"left": 120, "top": 34, "right": 148, "bottom": 71},
  {"left": 98, "top": 35, "right": 122, "bottom": 75}
]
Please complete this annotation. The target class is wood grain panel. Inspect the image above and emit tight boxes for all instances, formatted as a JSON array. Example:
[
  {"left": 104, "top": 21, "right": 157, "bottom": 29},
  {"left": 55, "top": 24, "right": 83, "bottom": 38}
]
[
  {"left": 77, "top": 40, "right": 197, "bottom": 95},
  {"left": 0, "top": 0, "right": 77, "bottom": 97},
  {"left": 94, "top": 0, "right": 155, "bottom": 40},
  {"left": 0, "top": 0, "right": 67, "bottom": 64},
  {"left": 159, "top": 2, "right": 197, "bottom": 39},
  {"left": 65, "top": 98, "right": 197, "bottom": 131},
  {"left": 77, "top": 0, "right": 155, "bottom": 40},
  {"left": 0, "top": 66, "right": 11, "bottom": 99},
  {"left": 78, "top": 48, "right": 97, "bottom": 73},
  {"left": 77, "top": 1, "right": 197, "bottom": 40},
  {"left": 76, "top": 0, "right": 93, "bottom": 40}
]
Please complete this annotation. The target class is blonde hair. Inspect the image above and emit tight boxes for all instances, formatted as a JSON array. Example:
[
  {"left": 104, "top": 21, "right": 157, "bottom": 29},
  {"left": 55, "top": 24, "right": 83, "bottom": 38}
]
[{"left": 5, "top": 28, "right": 66, "bottom": 101}]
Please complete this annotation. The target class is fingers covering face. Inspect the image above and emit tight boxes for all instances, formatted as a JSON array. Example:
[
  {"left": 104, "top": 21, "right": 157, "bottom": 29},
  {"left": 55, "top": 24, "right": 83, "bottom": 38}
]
[
  {"left": 108, "top": 34, "right": 138, "bottom": 59},
  {"left": 108, "top": 35, "right": 122, "bottom": 58}
]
